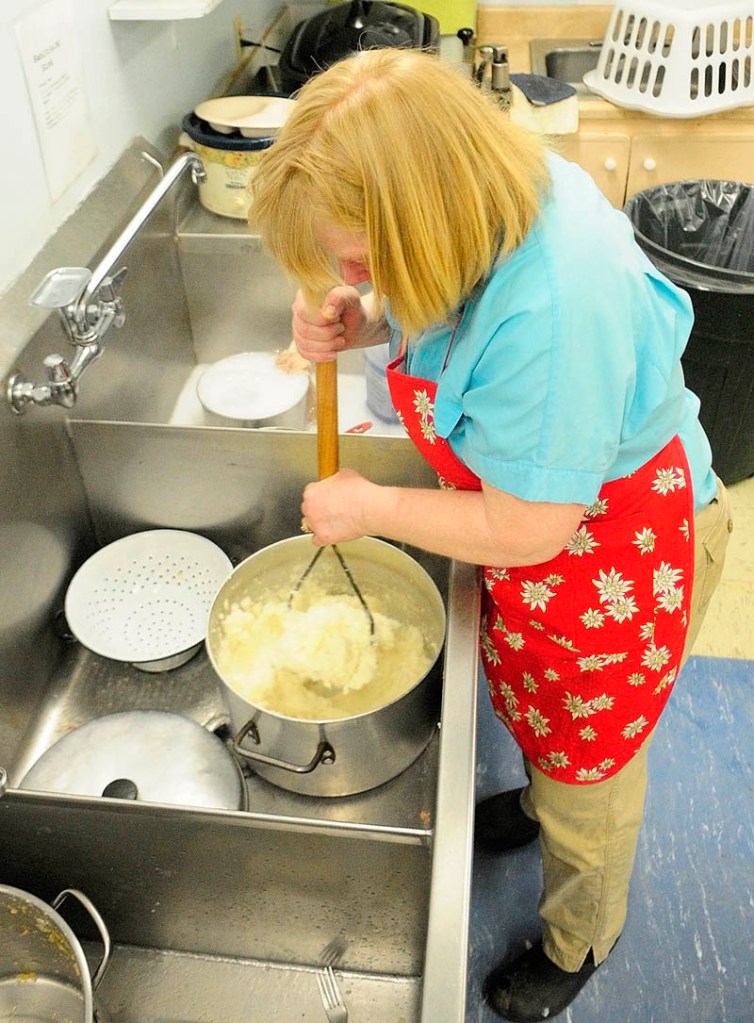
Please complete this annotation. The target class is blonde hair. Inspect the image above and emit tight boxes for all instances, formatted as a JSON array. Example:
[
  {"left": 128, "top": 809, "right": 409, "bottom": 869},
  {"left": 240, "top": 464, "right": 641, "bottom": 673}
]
[{"left": 251, "top": 48, "right": 550, "bottom": 334}]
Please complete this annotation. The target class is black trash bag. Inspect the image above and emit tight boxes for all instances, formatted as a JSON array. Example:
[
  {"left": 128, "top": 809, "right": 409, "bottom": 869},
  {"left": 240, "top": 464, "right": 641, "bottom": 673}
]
[
  {"left": 624, "top": 180, "right": 754, "bottom": 293},
  {"left": 626, "top": 179, "right": 754, "bottom": 484}
]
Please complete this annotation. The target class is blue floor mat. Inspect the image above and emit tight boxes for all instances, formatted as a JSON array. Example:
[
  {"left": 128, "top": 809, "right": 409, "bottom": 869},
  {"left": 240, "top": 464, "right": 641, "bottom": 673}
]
[{"left": 467, "top": 655, "right": 754, "bottom": 1023}]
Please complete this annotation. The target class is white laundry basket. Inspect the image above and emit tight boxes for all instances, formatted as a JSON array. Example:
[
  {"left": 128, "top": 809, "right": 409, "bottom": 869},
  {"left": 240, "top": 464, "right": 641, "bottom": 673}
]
[{"left": 583, "top": 0, "right": 754, "bottom": 118}]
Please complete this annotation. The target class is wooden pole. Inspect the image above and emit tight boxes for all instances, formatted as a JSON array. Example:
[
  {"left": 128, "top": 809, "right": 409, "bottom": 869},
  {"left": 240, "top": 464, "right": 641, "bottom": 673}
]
[{"left": 316, "top": 359, "right": 339, "bottom": 479}]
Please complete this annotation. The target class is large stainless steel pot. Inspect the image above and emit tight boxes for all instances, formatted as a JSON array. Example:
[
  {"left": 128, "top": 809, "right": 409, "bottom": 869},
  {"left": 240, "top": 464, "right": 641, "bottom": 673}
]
[
  {"left": 0, "top": 886, "right": 110, "bottom": 1023},
  {"left": 206, "top": 535, "right": 446, "bottom": 796}
]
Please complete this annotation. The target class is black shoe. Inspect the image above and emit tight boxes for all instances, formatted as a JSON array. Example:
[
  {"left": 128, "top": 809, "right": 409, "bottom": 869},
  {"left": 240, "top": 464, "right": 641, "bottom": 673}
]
[
  {"left": 475, "top": 787, "right": 540, "bottom": 853},
  {"left": 485, "top": 940, "right": 599, "bottom": 1022}
]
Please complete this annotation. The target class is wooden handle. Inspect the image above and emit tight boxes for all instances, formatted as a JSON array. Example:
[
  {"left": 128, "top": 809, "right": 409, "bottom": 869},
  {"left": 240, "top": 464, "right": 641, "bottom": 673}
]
[{"left": 316, "top": 360, "right": 339, "bottom": 479}]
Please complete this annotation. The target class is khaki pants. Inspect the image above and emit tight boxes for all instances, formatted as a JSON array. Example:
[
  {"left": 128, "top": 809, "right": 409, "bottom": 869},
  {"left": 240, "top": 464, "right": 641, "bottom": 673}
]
[{"left": 520, "top": 477, "right": 733, "bottom": 971}]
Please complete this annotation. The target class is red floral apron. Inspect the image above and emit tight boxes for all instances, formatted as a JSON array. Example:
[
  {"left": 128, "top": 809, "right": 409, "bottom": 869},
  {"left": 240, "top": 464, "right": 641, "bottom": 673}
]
[{"left": 386, "top": 346, "right": 695, "bottom": 784}]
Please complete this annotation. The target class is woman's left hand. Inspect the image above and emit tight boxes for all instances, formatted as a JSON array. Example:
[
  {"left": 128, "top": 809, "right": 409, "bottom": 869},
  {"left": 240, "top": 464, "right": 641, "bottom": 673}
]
[{"left": 301, "top": 468, "right": 377, "bottom": 546}]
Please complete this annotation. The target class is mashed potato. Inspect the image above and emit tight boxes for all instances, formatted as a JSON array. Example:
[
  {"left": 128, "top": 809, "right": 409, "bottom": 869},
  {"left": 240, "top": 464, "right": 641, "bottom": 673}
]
[{"left": 214, "top": 585, "right": 433, "bottom": 720}]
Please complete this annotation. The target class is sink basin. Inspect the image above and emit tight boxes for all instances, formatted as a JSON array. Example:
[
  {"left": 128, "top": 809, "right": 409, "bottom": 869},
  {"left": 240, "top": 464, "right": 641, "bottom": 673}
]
[{"left": 529, "top": 38, "right": 603, "bottom": 95}]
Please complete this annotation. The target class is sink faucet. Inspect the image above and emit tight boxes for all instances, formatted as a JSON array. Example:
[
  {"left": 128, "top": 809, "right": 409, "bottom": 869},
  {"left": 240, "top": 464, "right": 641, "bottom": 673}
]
[{"left": 7, "top": 149, "right": 206, "bottom": 414}]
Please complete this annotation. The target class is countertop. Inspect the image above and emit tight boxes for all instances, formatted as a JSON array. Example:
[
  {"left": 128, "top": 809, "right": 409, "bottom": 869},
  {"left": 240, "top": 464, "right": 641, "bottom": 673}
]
[{"left": 476, "top": 3, "right": 754, "bottom": 126}]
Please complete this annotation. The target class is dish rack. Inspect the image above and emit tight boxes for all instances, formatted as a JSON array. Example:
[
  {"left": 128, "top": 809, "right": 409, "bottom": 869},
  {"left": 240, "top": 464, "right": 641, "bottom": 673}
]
[{"left": 583, "top": 0, "right": 754, "bottom": 118}]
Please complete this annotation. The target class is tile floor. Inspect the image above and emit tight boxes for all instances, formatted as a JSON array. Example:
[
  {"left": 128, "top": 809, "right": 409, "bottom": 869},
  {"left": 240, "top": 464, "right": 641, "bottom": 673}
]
[{"left": 467, "top": 474, "right": 754, "bottom": 1023}]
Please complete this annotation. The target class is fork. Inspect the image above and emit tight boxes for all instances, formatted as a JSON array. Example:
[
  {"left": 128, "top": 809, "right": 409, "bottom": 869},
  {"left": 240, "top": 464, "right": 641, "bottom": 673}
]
[
  {"left": 320, "top": 937, "right": 347, "bottom": 967},
  {"left": 316, "top": 964, "right": 349, "bottom": 1023}
]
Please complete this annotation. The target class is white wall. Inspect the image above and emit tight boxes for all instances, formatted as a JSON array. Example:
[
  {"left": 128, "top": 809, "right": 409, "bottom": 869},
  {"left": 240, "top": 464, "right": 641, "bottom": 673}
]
[
  {"left": 1, "top": 0, "right": 280, "bottom": 297},
  {"left": 0, "top": 0, "right": 608, "bottom": 297}
]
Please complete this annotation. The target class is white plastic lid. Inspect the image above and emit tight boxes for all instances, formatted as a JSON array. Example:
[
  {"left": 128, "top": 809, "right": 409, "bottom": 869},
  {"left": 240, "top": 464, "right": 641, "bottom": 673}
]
[{"left": 197, "top": 352, "right": 309, "bottom": 421}]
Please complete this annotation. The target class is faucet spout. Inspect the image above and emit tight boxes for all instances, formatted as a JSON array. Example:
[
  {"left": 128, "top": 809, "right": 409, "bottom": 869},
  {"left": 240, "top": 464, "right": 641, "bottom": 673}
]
[
  {"left": 6, "top": 150, "right": 206, "bottom": 415},
  {"left": 79, "top": 150, "right": 204, "bottom": 318}
]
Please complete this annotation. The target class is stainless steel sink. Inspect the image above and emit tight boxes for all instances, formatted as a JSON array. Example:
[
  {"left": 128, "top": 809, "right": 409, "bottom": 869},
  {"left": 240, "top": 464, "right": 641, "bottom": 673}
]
[
  {"left": 529, "top": 37, "right": 603, "bottom": 95},
  {"left": 0, "top": 141, "right": 482, "bottom": 1023}
]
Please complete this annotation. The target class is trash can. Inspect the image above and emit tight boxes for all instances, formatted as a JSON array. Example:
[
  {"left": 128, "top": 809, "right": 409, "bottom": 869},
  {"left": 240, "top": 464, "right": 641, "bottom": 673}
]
[{"left": 625, "top": 179, "right": 754, "bottom": 485}]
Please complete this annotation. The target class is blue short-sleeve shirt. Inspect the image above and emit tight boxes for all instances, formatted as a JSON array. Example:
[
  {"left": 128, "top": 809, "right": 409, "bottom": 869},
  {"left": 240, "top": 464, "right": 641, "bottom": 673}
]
[{"left": 394, "top": 153, "right": 715, "bottom": 512}]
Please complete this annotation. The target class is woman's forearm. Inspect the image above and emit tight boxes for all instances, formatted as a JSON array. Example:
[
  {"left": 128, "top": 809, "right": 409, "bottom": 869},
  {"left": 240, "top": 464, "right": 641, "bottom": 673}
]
[{"left": 363, "top": 483, "right": 585, "bottom": 568}]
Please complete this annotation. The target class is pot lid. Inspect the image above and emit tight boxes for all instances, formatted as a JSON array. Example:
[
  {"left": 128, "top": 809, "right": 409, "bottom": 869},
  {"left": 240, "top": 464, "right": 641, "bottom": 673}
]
[
  {"left": 193, "top": 96, "right": 296, "bottom": 138},
  {"left": 181, "top": 113, "right": 275, "bottom": 151},
  {"left": 19, "top": 711, "right": 244, "bottom": 810}
]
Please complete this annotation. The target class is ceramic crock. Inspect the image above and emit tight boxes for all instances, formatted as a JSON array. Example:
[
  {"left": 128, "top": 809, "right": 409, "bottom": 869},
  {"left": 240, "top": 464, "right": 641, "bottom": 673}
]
[{"left": 180, "top": 113, "right": 274, "bottom": 220}]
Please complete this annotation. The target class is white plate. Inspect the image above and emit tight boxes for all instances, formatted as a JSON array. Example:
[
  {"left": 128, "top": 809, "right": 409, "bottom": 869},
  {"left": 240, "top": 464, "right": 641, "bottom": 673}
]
[
  {"left": 65, "top": 530, "right": 232, "bottom": 663},
  {"left": 197, "top": 351, "right": 309, "bottom": 421},
  {"left": 194, "top": 96, "right": 296, "bottom": 137}
]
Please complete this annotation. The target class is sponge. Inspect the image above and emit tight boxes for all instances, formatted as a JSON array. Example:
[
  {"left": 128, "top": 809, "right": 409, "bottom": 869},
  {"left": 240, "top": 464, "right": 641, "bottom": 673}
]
[{"left": 509, "top": 73, "right": 579, "bottom": 135}]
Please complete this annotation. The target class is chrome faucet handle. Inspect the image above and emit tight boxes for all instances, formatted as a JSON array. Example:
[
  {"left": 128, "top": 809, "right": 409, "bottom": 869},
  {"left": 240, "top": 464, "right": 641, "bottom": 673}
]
[
  {"left": 7, "top": 355, "right": 75, "bottom": 413},
  {"left": 91, "top": 267, "right": 128, "bottom": 332},
  {"left": 44, "top": 353, "right": 73, "bottom": 382},
  {"left": 27, "top": 263, "right": 127, "bottom": 343},
  {"left": 43, "top": 354, "right": 77, "bottom": 408},
  {"left": 30, "top": 267, "right": 92, "bottom": 310},
  {"left": 96, "top": 266, "right": 127, "bottom": 304},
  {"left": 30, "top": 266, "right": 96, "bottom": 346}
]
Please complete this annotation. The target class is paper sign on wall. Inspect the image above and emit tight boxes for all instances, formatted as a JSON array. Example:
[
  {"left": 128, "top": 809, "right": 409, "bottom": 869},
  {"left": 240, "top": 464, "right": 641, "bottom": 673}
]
[{"left": 15, "top": 0, "right": 98, "bottom": 202}]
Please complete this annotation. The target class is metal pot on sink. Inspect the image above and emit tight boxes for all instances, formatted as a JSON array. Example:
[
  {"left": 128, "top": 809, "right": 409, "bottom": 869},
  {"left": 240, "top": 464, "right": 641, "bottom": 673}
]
[
  {"left": 206, "top": 535, "right": 446, "bottom": 797},
  {"left": 0, "top": 886, "right": 111, "bottom": 1023}
]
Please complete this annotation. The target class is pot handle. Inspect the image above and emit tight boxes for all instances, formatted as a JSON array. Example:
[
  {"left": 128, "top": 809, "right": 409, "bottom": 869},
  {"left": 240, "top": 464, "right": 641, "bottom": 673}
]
[
  {"left": 233, "top": 719, "right": 335, "bottom": 774},
  {"left": 52, "top": 888, "right": 112, "bottom": 990}
]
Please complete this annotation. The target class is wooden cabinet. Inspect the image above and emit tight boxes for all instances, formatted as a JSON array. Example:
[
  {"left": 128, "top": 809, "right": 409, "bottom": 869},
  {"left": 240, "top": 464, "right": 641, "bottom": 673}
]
[
  {"left": 557, "top": 132, "right": 632, "bottom": 207},
  {"left": 557, "top": 120, "right": 754, "bottom": 208},
  {"left": 626, "top": 133, "right": 754, "bottom": 198}
]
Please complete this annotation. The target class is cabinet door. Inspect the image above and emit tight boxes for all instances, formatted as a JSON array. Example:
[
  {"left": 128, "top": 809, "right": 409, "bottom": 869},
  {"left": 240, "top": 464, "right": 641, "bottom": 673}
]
[
  {"left": 556, "top": 133, "right": 631, "bottom": 208},
  {"left": 627, "top": 133, "right": 754, "bottom": 199}
]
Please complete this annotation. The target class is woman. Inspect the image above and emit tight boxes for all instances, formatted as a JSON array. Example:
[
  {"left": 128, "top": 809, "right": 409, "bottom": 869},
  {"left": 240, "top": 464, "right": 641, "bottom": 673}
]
[{"left": 251, "top": 48, "right": 732, "bottom": 1022}]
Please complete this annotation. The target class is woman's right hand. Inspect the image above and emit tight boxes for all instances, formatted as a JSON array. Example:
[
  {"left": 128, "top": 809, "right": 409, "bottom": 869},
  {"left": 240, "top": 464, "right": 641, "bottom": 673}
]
[{"left": 292, "top": 286, "right": 367, "bottom": 363}]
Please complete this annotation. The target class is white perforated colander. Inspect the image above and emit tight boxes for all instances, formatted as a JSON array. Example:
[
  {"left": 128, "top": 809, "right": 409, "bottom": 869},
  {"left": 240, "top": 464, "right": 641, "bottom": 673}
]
[
  {"left": 65, "top": 530, "right": 233, "bottom": 670},
  {"left": 583, "top": 0, "right": 754, "bottom": 118}
]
